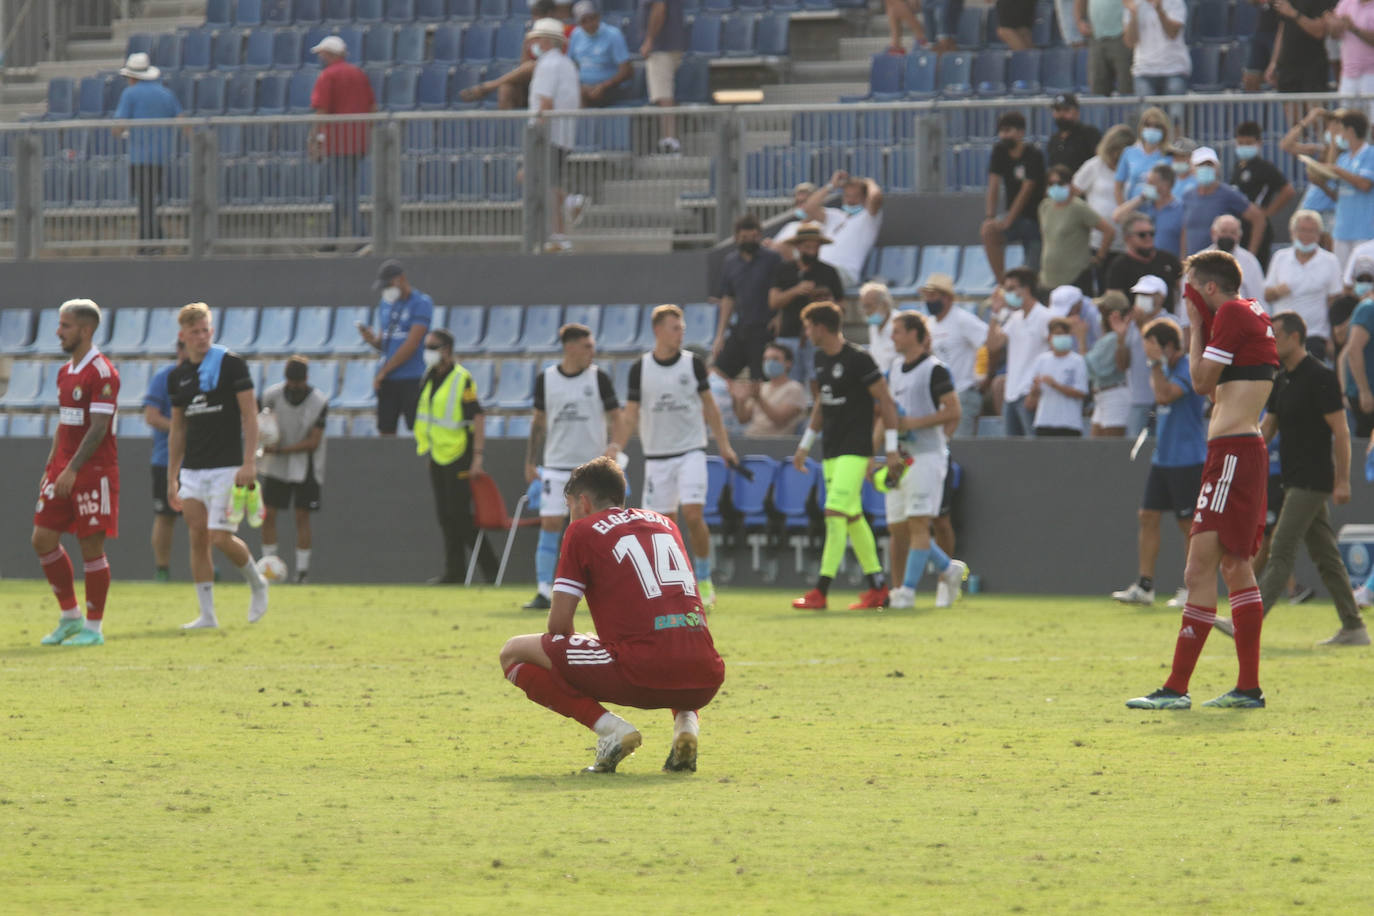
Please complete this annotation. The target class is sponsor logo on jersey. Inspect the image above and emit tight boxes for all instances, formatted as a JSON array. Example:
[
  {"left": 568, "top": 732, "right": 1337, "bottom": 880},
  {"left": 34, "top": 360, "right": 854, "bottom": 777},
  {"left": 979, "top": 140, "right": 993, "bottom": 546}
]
[
  {"left": 59, "top": 406, "right": 86, "bottom": 426},
  {"left": 75, "top": 488, "right": 101, "bottom": 518},
  {"left": 654, "top": 611, "right": 704, "bottom": 631},
  {"left": 832, "top": 363, "right": 844, "bottom": 378},
  {"left": 184, "top": 393, "right": 224, "bottom": 417}
]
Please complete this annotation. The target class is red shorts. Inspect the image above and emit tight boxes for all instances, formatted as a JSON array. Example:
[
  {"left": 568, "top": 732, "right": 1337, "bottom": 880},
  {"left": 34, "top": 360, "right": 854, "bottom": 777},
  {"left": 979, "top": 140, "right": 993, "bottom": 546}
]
[
  {"left": 541, "top": 633, "right": 721, "bottom": 712},
  {"left": 34, "top": 464, "right": 120, "bottom": 538},
  {"left": 1190, "top": 434, "right": 1267, "bottom": 559}
]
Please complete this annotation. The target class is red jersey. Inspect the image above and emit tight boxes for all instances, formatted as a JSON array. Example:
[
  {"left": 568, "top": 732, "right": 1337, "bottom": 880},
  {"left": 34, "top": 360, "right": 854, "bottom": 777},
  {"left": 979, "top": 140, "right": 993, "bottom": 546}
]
[
  {"left": 52, "top": 347, "right": 119, "bottom": 471},
  {"left": 554, "top": 507, "right": 724, "bottom": 690},
  {"left": 309, "top": 60, "right": 374, "bottom": 156},
  {"left": 1197, "top": 297, "right": 1278, "bottom": 378}
]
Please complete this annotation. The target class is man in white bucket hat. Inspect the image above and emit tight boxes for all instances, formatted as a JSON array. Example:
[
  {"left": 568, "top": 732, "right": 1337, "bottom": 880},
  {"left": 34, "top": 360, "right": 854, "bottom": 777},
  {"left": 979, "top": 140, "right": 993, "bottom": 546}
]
[
  {"left": 113, "top": 53, "right": 181, "bottom": 253},
  {"left": 527, "top": 17, "right": 582, "bottom": 252}
]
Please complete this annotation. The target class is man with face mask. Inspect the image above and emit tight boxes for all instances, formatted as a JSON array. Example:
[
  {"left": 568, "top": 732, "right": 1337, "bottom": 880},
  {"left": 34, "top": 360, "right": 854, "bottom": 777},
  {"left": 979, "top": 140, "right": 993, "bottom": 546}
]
[
  {"left": 713, "top": 213, "right": 782, "bottom": 383},
  {"left": 923, "top": 273, "right": 987, "bottom": 438},
  {"left": 358, "top": 259, "right": 433, "bottom": 436},
  {"left": 766, "top": 183, "right": 818, "bottom": 252},
  {"left": 1180, "top": 147, "right": 1267, "bottom": 258},
  {"left": 258, "top": 356, "right": 329, "bottom": 584},
  {"left": 1264, "top": 209, "right": 1344, "bottom": 361},
  {"left": 1048, "top": 94, "right": 1102, "bottom": 174},
  {"left": 860, "top": 281, "right": 898, "bottom": 372},
  {"left": 980, "top": 111, "right": 1046, "bottom": 283},
  {"left": 769, "top": 221, "right": 844, "bottom": 383},
  {"left": 1122, "top": 274, "right": 1170, "bottom": 437},
  {"left": 1205, "top": 214, "right": 1268, "bottom": 310},
  {"left": 789, "top": 169, "right": 885, "bottom": 290}
]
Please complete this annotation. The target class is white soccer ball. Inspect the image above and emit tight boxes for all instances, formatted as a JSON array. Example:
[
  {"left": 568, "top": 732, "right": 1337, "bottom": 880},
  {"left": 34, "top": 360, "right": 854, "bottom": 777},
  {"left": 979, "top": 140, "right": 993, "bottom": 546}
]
[
  {"left": 257, "top": 409, "right": 280, "bottom": 450},
  {"left": 256, "top": 555, "right": 288, "bottom": 583}
]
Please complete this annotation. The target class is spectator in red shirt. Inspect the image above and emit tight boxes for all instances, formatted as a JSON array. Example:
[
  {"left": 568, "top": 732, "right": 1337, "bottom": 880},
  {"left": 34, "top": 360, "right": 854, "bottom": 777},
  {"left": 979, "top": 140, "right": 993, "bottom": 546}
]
[{"left": 309, "top": 35, "right": 376, "bottom": 246}]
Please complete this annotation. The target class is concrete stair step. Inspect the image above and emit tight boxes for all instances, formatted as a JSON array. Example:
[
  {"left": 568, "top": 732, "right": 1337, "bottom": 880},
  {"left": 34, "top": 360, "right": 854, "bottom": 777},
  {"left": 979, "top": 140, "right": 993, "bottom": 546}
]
[
  {"left": 628, "top": 153, "right": 711, "bottom": 179},
  {"left": 761, "top": 80, "right": 865, "bottom": 104},
  {"left": 839, "top": 36, "right": 903, "bottom": 60},
  {"left": 65, "top": 38, "right": 128, "bottom": 62},
  {"left": 137, "top": 0, "right": 209, "bottom": 17},
  {"left": 596, "top": 180, "right": 705, "bottom": 208},
  {"left": 787, "top": 59, "right": 873, "bottom": 82},
  {"left": 113, "top": 15, "right": 208, "bottom": 41}
]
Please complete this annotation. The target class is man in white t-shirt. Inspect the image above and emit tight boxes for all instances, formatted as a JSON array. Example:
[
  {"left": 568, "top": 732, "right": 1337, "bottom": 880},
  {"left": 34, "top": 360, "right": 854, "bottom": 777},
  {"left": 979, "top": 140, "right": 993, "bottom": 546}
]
[
  {"left": 782, "top": 169, "right": 884, "bottom": 288},
  {"left": 1123, "top": 0, "right": 1190, "bottom": 96},
  {"left": 860, "top": 281, "right": 899, "bottom": 372},
  {"left": 527, "top": 18, "right": 582, "bottom": 252},
  {"left": 986, "top": 266, "right": 1051, "bottom": 437},
  {"left": 923, "top": 272, "right": 988, "bottom": 438},
  {"left": 1264, "top": 208, "right": 1345, "bottom": 361}
]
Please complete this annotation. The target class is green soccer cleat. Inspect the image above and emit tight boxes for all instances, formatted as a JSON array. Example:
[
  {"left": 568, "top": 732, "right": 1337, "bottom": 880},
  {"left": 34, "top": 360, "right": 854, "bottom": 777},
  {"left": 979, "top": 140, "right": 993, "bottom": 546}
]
[
  {"left": 245, "top": 483, "right": 265, "bottom": 529},
  {"left": 1201, "top": 689, "right": 1265, "bottom": 709},
  {"left": 1125, "top": 688, "right": 1191, "bottom": 710},
  {"left": 228, "top": 485, "right": 247, "bottom": 525},
  {"left": 40, "top": 618, "right": 85, "bottom": 646},
  {"left": 61, "top": 628, "right": 104, "bottom": 647},
  {"left": 699, "top": 579, "right": 716, "bottom": 611}
]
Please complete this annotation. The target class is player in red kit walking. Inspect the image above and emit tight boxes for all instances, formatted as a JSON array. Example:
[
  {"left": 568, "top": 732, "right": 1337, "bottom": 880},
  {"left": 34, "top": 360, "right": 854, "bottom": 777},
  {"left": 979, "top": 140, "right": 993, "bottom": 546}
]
[
  {"left": 1128, "top": 251, "right": 1279, "bottom": 710},
  {"left": 31, "top": 299, "right": 120, "bottom": 647},
  {"left": 499, "top": 456, "right": 725, "bottom": 773}
]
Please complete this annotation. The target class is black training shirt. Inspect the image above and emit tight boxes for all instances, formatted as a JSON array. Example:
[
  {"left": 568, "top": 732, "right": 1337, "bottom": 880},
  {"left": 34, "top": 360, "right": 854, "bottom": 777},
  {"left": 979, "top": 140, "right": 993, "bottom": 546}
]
[
  {"left": 1269, "top": 355, "right": 1344, "bottom": 493},
  {"left": 813, "top": 340, "right": 883, "bottom": 459},
  {"left": 988, "top": 141, "right": 1046, "bottom": 223},
  {"left": 169, "top": 351, "right": 254, "bottom": 470},
  {"left": 1048, "top": 121, "right": 1102, "bottom": 175}
]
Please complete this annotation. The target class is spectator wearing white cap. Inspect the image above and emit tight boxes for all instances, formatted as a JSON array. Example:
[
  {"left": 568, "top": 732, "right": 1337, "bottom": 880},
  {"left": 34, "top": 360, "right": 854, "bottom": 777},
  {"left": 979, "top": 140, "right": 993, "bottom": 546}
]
[
  {"left": 569, "top": 1, "right": 633, "bottom": 107},
  {"left": 309, "top": 35, "right": 376, "bottom": 246},
  {"left": 1264, "top": 209, "right": 1345, "bottom": 361},
  {"left": 1048, "top": 283, "right": 1101, "bottom": 352},
  {"left": 526, "top": 17, "right": 582, "bottom": 252},
  {"left": 1179, "top": 146, "right": 1266, "bottom": 258},
  {"left": 923, "top": 273, "right": 988, "bottom": 437},
  {"left": 1343, "top": 238, "right": 1374, "bottom": 290},
  {"left": 1205, "top": 214, "right": 1269, "bottom": 310},
  {"left": 113, "top": 53, "right": 182, "bottom": 253},
  {"left": 1122, "top": 273, "right": 1169, "bottom": 437}
]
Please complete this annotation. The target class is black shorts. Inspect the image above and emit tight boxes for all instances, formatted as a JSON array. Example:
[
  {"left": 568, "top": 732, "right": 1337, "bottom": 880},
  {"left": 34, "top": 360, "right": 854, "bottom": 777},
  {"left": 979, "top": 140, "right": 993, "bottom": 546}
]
[
  {"left": 262, "top": 472, "right": 322, "bottom": 511},
  {"left": 1034, "top": 427, "right": 1082, "bottom": 437},
  {"left": 1142, "top": 463, "right": 1203, "bottom": 519},
  {"left": 151, "top": 465, "right": 179, "bottom": 517},
  {"left": 1276, "top": 62, "right": 1329, "bottom": 93},
  {"left": 995, "top": 0, "right": 1036, "bottom": 30},
  {"left": 377, "top": 376, "right": 421, "bottom": 434},
  {"left": 713, "top": 324, "right": 773, "bottom": 380},
  {"left": 1265, "top": 473, "right": 1284, "bottom": 534}
]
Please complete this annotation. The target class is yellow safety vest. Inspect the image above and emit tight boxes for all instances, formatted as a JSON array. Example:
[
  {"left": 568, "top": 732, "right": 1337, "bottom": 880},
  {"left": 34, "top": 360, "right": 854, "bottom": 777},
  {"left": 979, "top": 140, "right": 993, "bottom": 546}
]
[{"left": 415, "top": 364, "right": 473, "bottom": 466}]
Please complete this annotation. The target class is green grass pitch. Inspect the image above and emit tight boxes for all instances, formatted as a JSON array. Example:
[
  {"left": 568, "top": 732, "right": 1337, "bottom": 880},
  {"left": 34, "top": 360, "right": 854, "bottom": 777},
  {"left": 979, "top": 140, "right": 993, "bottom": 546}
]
[{"left": 2, "top": 579, "right": 1372, "bottom": 913}]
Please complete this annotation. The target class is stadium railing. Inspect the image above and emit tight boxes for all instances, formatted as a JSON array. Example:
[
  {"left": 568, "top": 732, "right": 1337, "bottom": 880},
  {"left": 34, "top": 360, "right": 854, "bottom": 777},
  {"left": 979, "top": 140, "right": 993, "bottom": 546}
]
[{"left": 0, "top": 91, "right": 1363, "bottom": 259}]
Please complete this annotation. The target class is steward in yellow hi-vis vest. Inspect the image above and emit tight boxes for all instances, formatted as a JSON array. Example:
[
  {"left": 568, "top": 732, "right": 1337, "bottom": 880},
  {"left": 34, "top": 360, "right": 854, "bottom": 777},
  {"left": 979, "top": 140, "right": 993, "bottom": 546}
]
[{"left": 415, "top": 328, "right": 498, "bottom": 584}]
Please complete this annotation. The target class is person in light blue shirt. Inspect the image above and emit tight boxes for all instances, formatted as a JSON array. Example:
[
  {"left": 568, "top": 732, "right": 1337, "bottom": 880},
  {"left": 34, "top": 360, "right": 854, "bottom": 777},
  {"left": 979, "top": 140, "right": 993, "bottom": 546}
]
[
  {"left": 358, "top": 259, "right": 435, "bottom": 435},
  {"left": 112, "top": 52, "right": 182, "bottom": 250},
  {"left": 143, "top": 339, "right": 187, "bottom": 581},
  {"left": 569, "top": 1, "right": 632, "bottom": 107},
  {"left": 1317, "top": 109, "right": 1374, "bottom": 268},
  {"left": 1114, "top": 107, "right": 1171, "bottom": 202}
]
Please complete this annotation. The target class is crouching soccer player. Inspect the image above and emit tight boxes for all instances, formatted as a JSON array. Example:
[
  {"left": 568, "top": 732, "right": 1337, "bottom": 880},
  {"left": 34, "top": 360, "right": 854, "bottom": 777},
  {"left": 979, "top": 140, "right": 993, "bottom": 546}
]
[{"left": 499, "top": 456, "right": 725, "bottom": 773}]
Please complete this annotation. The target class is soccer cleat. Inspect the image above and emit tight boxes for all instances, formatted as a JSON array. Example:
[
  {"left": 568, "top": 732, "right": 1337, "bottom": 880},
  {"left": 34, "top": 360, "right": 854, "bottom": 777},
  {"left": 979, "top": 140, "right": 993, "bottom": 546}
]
[
  {"left": 1317, "top": 626, "right": 1372, "bottom": 646},
  {"left": 248, "top": 583, "right": 269, "bottom": 623},
  {"left": 228, "top": 485, "right": 247, "bottom": 525},
  {"left": 886, "top": 586, "right": 915, "bottom": 609},
  {"left": 62, "top": 628, "right": 104, "bottom": 647},
  {"left": 182, "top": 616, "right": 218, "bottom": 630},
  {"left": 294, "top": 571, "right": 308, "bottom": 585},
  {"left": 1125, "top": 688, "right": 1191, "bottom": 710},
  {"left": 935, "top": 559, "right": 969, "bottom": 609},
  {"left": 245, "top": 484, "right": 265, "bottom": 529},
  {"left": 1111, "top": 583, "right": 1155, "bottom": 605},
  {"left": 1354, "top": 586, "right": 1373, "bottom": 609},
  {"left": 662, "top": 731, "right": 698, "bottom": 773},
  {"left": 1202, "top": 689, "right": 1266, "bottom": 708},
  {"left": 585, "top": 722, "right": 642, "bottom": 774},
  {"left": 40, "top": 618, "right": 85, "bottom": 646},
  {"left": 562, "top": 193, "right": 588, "bottom": 229},
  {"left": 523, "top": 593, "right": 552, "bottom": 610},
  {"left": 848, "top": 587, "right": 889, "bottom": 610},
  {"left": 1165, "top": 587, "right": 1189, "bottom": 608},
  {"left": 1212, "top": 617, "right": 1235, "bottom": 639},
  {"left": 658, "top": 136, "right": 682, "bottom": 155},
  {"left": 791, "top": 589, "right": 827, "bottom": 611},
  {"left": 154, "top": 568, "right": 170, "bottom": 583},
  {"left": 699, "top": 579, "right": 716, "bottom": 610}
]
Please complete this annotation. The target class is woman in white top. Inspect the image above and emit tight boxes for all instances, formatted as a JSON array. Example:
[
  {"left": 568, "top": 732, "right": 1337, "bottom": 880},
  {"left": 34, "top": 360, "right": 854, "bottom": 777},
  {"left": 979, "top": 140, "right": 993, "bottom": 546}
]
[
  {"left": 1074, "top": 124, "right": 1137, "bottom": 253},
  {"left": 1264, "top": 209, "right": 1346, "bottom": 362}
]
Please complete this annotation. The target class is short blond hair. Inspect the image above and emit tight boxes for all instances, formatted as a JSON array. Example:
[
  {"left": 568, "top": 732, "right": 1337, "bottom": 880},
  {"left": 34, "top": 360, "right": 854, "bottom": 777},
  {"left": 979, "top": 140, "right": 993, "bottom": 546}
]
[
  {"left": 179, "top": 302, "right": 212, "bottom": 327},
  {"left": 651, "top": 304, "right": 683, "bottom": 326},
  {"left": 59, "top": 298, "right": 102, "bottom": 328}
]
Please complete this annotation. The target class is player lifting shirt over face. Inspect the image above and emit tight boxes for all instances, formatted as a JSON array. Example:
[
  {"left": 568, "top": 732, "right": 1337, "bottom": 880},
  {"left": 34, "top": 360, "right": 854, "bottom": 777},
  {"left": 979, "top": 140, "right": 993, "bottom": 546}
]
[{"left": 1127, "top": 250, "right": 1279, "bottom": 711}]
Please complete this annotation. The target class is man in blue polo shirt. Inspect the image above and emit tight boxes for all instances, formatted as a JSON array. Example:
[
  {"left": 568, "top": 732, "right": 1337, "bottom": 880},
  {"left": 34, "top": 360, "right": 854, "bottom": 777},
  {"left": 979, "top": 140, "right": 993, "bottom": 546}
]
[
  {"left": 1178, "top": 146, "right": 1266, "bottom": 258},
  {"left": 144, "top": 340, "right": 187, "bottom": 581},
  {"left": 569, "top": 1, "right": 632, "bottom": 107},
  {"left": 358, "top": 259, "right": 434, "bottom": 436},
  {"left": 112, "top": 52, "right": 182, "bottom": 253},
  {"left": 1111, "top": 316, "right": 1207, "bottom": 607}
]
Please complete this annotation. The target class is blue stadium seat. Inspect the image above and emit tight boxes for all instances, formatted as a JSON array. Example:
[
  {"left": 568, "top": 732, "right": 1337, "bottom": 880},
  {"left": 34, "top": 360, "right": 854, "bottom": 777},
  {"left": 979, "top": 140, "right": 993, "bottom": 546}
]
[
  {"left": 274, "top": 27, "right": 305, "bottom": 67},
  {"left": 937, "top": 52, "right": 973, "bottom": 97},
  {"left": 492, "top": 359, "right": 536, "bottom": 409},
  {"left": 194, "top": 73, "right": 228, "bottom": 113},
  {"left": 562, "top": 305, "right": 601, "bottom": 337},
  {"left": 102, "top": 307, "right": 150, "bottom": 355},
  {"left": 901, "top": 50, "right": 937, "bottom": 99},
  {"left": 462, "top": 21, "right": 496, "bottom": 61},
  {"left": 125, "top": 33, "right": 154, "bottom": 57},
  {"left": 480, "top": 305, "right": 523, "bottom": 352},
  {"left": 479, "top": 0, "right": 509, "bottom": 18},
  {"left": 597, "top": 305, "right": 641, "bottom": 353},
  {"left": 246, "top": 306, "right": 296, "bottom": 354},
  {"left": 216, "top": 307, "right": 259, "bottom": 351},
  {"left": 166, "top": 72, "right": 195, "bottom": 110},
  {"left": 338, "top": 26, "right": 365, "bottom": 62},
  {"left": 182, "top": 29, "right": 213, "bottom": 71},
  {"left": 76, "top": 76, "right": 107, "bottom": 118},
  {"left": 703, "top": 456, "right": 728, "bottom": 527},
  {"left": 152, "top": 32, "right": 183, "bottom": 69},
  {"left": 119, "top": 411, "right": 154, "bottom": 438},
  {"left": 464, "top": 358, "right": 494, "bottom": 403},
  {"left": 296, "top": 0, "right": 323, "bottom": 20},
  {"left": 1008, "top": 49, "right": 1041, "bottom": 95},
  {"left": 321, "top": 305, "right": 373, "bottom": 354},
  {"left": 505, "top": 413, "right": 532, "bottom": 438},
  {"left": 214, "top": 28, "right": 245, "bottom": 69},
  {"left": 0, "top": 309, "right": 35, "bottom": 353},
  {"left": 0, "top": 361, "right": 47, "bottom": 408},
  {"left": 447, "top": 305, "right": 484, "bottom": 351},
  {"left": 207, "top": 0, "right": 233, "bottom": 27},
  {"left": 363, "top": 24, "right": 396, "bottom": 63},
  {"left": 689, "top": 13, "right": 722, "bottom": 55},
  {"left": 875, "top": 245, "right": 919, "bottom": 292},
  {"left": 721, "top": 14, "right": 757, "bottom": 56},
  {"left": 236, "top": 0, "right": 264, "bottom": 25},
  {"left": 288, "top": 67, "right": 319, "bottom": 111},
  {"left": 971, "top": 49, "right": 1007, "bottom": 96},
  {"left": 736, "top": 455, "right": 779, "bottom": 529},
  {"left": 290, "top": 306, "right": 333, "bottom": 352},
  {"left": 675, "top": 54, "right": 710, "bottom": 103},
  {"left": 913, "top": 244, "right": 961, "bottom": 293},
  {"left": 955, "top": 5, "right": 983, "bottom": 48},
  {"left": 305, "top": 359, "right": 340, "bottom": 400},
  {"left": 869, "top": 53, "right": 904, "bottom": 100},
  {"left": 46, "top": 78, "right": 76, "bottom": 119},
  {"left": 493, "top": 18, "right": 525, "bottom": 61},
  {"left": 334, "top": 361, "right": 377, "bottom": 408},
  {"left": 256, "top": 72, "right": 288, "bottom": 113},
  {"left": 984, "top": 4, "right": 1004, "bottom": 47},
  {"left": 683, "top": 303, "right": 716, "bottom": 349},
  {"left": 955, "top": 245, "right": 997, "bottom": 297},
  {"left": 1233, "top": 0, "right": 1259, "bottom": 37},
  {"left": 484, "top": 414, "right": 507, "bottom": 437},
  {"left": 861, "top": 478, "right": 886, "bottom": 532},
  {"left": 1191, "top": 0, "right": 1230, "bottom": 43},
  {"left": 511, "top": 306, "right": 563, "bottom": 354},
  {"left": 8, "top": 413, "right": 47, "bottom": 436},
  {"left": 116, "top": 360, "right": 154, "bottom": 409},
  {"left": 1040, "top": 45, "right": 1074, "bottom": 94},
  {"left": 1190, "top": 45, "right": 1223, "bottom": 92},
  {"left": 415, "top": 0, "right": 448, "bottom": 20},
  {"left": 386, "top": 0, "right": 415, "bottom": 19},
  {"left": 395, "top": 23, "right": 426, "bottom": 65},
  {"left": 264, "top": 0, "right": 295, "bottom": 23},
  {"left": 384, "top": 67, "right": 418, "bottom": 108},
  {"left": 449, "top": 0, "right": 477, "bottom": 18},
  {"left": 1073, "top": 46, "right": 1089, "bottom": 92},
  {"left": 774, "top": 457, "right": 819, "bottom": 531},
  {"left": 432, "top": 24, "right": 462, "bottom": 63},
  {"left": 243, "top": 28, "right": 275, "bottom": 69},
  {"left": 363, "top": 63, "right": 387, "bottom": 100},
  {"left": 350, "top": 414, "right": 380, "bottom": 436},
  {"left": 355, "top": 0, "right": 384, "bottom": 21},
  {"left": 225, "top": 71, "right": 257, "bottom": 114},
  {"left": 417, "top": 63, "right": 452, "bottom": 108},
  {"left": 608, "top": 358, "right": 632, "bottom": 401},
  {"left": 1220, "top": 41, "right": 1246, "bottom": 91},
  {"left": 324, "top": 412, "right": 348, "bottom": 437},
  {"left": 756, "top": 12, "right": 789, "bottom": 56},
  {"left": 703, "top": 0, "right": 730, "bottom": 10}
]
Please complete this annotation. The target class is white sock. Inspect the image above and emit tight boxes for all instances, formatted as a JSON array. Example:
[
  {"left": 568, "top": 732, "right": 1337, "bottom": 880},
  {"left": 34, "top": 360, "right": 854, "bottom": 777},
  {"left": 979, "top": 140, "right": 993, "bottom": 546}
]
[
  {"left": 593, "top": 712, "right": 632, "bottom": 737},
  {"left": 261, "top": 543, "right": 278, "bottom": 558},
  {"left": 60, "top": 607, "right": 81, "bottom": 620},
  {"left": 673, "top": 710, "right": 699, "bottom": 736},
  {"left": 84, "top": 617, "right": 102, "bottom": 633},
  {"left": 295, "top": 548, "right": 311, "bottom": 573},
  {"left": 239, "top": 557, "right": 267, "bottom": 590},
  {"left": 196, "top": 581, "right": 216, "bottom": 621},
  {"left": 537, "top": 581, "right": 551, "bottom": 599}
]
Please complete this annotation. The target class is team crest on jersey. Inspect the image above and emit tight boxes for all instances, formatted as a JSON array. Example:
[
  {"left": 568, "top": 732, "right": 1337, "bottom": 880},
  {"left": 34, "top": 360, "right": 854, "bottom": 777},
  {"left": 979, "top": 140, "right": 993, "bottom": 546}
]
[
  {"left": 679, "top": 373, "right": 690, "bottom": 386},
  {"left": 101, "top": 383, "right": 112, "bottom": 397},
  {"left": 72, "top": 385, "right": 83, "bottom": 401},
  {"left": 832, "top": 363, "right": 844, "bottom": 378},
  {"left": 583, "top": 385, "right": 593, "bottom": 397}
]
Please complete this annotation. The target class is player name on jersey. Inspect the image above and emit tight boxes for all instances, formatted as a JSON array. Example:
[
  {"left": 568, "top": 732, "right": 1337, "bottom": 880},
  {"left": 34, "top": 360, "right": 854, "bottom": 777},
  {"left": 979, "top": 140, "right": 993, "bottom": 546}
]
[{"left": 590, "top": 507, "right": 675, "bottom": 536}]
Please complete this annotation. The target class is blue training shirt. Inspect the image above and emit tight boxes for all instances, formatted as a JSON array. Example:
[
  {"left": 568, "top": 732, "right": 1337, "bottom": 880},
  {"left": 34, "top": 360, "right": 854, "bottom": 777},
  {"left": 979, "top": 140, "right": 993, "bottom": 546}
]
[
  {"left": 113, "top": 80, "right": 182, "bottom": 165},
  {"left": 377, "top": 288, "right": 434, "bottom": 381},
  {"left": 1153, "top": 354, "right": 1208, "bottom": 468},
  {"left": 1334, "top": 144, "right": 1374, "bottom": 242},
  {"left": 144, "top": 362, "right": 176, "bottom": 467}
]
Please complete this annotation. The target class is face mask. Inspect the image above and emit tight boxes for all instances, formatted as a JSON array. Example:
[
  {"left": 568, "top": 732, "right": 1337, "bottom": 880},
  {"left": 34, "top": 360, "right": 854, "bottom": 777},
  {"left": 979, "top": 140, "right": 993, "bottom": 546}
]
[
  {"left": 284, "top": 386, "right": 310, "bottom": 406},
  {"left": 793, "top": 207, "right": 807, "bottom": 221},
  {"left": 1141, "top": 184, "right": 1159, "bottom": 201},
  {"left": 1171, "top": 160, "right": 1191, "bottom": 175},
  {"left": 1046, "top": 185, "right": 1070, "bottom": 203},
  {"left": 530, "top": 43, "right": 545, "bottom": 57},
  {"left": 763, "top": 359, "right": 786, "bottom": 380},
  {"left": 1195, "top": 165, "right": 1217, "bottom": 185},
  {"left": 1141, "top": 127, "right": 1164, "bottom": 145},
  {"left": 381, "top": 286, "right": 401, "bottom": 304},
  {"left": 1003, "top": 290, "right": 1023, "bottom": 309},
  {"left": 1216, "top": 236, "right": 1237, "bottom": 253},
  {"left": 865, "top": 312, "right": 886, "bottom": 326},
  {"left": 842, "top": 204, "right": 864, "bottom": 216},
  {"left": 1051, "top": 334, "right": 1074, "bottom": 353},
  {"left": 1356, "top": 281, "right": 1374, "bottom": 297},
  {"left": 1324, "top": 131, "right": 1334, "bottom": 146},
  {"left": 800, "top": 252, "right": 818, "bottom": 266},
  {"left": 925, "top": 298, "right": 947, "bottom": 316},
  {"left": 737, "top": 240, "right": 759, "bottom": 255},
  {"left": 996, "top": 136, "right": 1019, "bottom": 151},
  {"left": 1054, "top": 117, "right": 1075, "bottom": 132},
  {"left": 1294, "top": 240, "right": 1319, "bottom": 254},
  {"left": 1336, "top": 134, "right": 1351, "bottom": 151},
  {"left": 1235, "top": 144, "right": 1259, "bottom": 161},
  {"left": 1135, "top": 294, "right": 1157, "bottom": 313},
  {"left": 422, "top": 347, "right": 441, "bottom": 368}
]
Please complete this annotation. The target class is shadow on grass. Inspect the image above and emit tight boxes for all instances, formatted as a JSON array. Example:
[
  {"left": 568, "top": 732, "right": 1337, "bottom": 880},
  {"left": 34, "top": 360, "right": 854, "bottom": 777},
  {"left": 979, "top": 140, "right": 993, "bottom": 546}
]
[
  {"left": 489, "top": 771, "right": 700, "bottom": 789},
  {"left": 0, "top": 627, "right": 209, "bottom": 657}
]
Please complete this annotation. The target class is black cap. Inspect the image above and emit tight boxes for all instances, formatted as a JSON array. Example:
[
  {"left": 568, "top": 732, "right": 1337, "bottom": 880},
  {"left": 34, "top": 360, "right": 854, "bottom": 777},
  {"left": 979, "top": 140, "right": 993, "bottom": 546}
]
[
  {"left": 1051, "top": 93, "right": 1078, "bottom": 110},
  {"left": 373, "top": 259, "right": 404, "bottom": 291}
]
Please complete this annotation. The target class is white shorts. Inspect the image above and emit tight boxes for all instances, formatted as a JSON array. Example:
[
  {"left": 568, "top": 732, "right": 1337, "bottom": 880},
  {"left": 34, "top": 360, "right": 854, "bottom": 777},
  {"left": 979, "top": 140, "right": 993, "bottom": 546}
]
[
  {"left": 645, "top": 51, "right": 683, "bottom": 103},
  {"left": 885, "top": 451, "right": 946, "bottom": 523},
  {"left": 643, "top": 450, "right": 708, "bottom": 514},
  {"left": 539, "top": 467, "right": 573, "bottom": 518},
  {"left": 178, "top": 466, "right": 240, "bottom": 532},
  {"left": 1091, "top": 386, "right": 1131, "bottom": 429}
]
